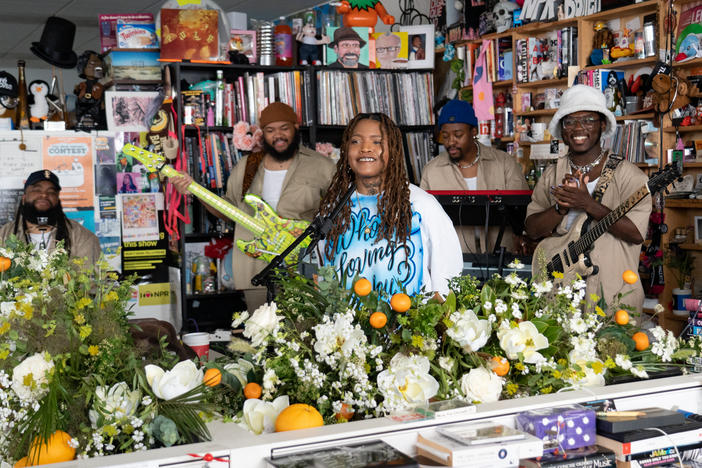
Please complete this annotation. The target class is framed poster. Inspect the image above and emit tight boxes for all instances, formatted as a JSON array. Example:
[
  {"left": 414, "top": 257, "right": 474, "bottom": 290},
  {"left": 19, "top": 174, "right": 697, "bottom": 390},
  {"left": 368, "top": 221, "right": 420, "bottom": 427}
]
[
  {"left": 401, "top": 24, "right": 435, "bottom": 69},
  {"left": 105, "top": 91, "right": 160, "bottom": 132}
]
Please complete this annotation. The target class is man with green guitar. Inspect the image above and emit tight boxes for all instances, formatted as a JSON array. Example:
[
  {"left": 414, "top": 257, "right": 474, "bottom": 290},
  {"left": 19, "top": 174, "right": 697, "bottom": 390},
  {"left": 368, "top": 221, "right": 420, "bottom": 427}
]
[{"left": 170, "top": 102, "right": 336, "bottom": 312}]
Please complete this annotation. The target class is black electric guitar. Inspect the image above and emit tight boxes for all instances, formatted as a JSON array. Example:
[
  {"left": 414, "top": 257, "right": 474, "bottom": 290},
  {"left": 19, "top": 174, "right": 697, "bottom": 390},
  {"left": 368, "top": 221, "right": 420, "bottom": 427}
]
[{"left": 532, "top": 164, "right": 681, "bottom": 284}]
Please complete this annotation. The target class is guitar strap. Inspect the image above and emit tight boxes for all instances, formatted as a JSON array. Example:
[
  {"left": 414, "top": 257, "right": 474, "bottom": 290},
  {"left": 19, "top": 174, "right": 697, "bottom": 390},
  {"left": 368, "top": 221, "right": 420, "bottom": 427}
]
[
  {"left": 591, "top": 153, "right": 623, "bottom": 203},
  {"left": 242, "top": 151, "right": 266, "bottom": 199}
]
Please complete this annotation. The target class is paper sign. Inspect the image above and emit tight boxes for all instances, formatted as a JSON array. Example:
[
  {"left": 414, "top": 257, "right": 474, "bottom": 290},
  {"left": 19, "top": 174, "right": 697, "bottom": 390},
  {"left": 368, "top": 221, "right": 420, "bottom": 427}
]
[{"left": 42, "top": 135, "right": 94, "bottom": 209}]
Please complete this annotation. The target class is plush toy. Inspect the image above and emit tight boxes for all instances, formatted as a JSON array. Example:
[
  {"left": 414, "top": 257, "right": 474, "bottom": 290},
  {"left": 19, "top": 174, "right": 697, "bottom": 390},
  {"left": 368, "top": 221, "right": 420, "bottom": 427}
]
[
  {"left": 296, "top": 23, "right": 330, "bottom": 65},
  {"left": 28, "top": 80, "right": 49, "bottom": 123},
  {"left": 336, "top": 0, "right": 395, "bottom": 33}
]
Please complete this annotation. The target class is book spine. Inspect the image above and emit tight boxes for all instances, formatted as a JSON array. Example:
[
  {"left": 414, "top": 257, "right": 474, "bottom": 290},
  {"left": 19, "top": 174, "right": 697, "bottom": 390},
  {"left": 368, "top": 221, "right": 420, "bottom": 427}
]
[{"left": 522, "top": 453, "right": 616, "bottom": 468}]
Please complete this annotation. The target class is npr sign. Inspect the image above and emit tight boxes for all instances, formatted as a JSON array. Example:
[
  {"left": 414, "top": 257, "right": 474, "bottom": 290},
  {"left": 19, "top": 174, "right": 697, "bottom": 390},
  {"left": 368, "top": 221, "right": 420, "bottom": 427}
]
[{"left": 519, "top": 0, "right": 599, "bottom": 22}]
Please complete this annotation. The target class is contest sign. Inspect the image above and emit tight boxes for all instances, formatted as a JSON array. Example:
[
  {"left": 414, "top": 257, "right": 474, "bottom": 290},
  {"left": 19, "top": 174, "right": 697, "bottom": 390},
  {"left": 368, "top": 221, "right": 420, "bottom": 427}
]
[{"left": 42, "top": 135, "right": 94, "bottom": 209}]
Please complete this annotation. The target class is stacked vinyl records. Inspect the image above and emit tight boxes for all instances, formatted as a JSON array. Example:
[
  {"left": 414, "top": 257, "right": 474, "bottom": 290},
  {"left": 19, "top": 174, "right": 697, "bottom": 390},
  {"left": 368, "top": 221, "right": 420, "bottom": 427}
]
[{"left": 257, "top": 23, "right": 274, "bottom": 66}]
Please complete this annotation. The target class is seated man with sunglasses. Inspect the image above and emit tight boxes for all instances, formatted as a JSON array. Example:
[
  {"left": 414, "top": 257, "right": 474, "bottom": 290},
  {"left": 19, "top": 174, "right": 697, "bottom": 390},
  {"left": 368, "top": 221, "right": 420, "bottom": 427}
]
[{"left": 525, "top": 85, "right": 650, "bottom": 312}]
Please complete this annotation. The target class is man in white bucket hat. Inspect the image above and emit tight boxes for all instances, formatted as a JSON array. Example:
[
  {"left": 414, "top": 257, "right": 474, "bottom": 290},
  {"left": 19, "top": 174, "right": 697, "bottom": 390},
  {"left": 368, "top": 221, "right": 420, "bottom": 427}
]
[{"left": 525, "top": 85, "right": 650, "bottom": 312}]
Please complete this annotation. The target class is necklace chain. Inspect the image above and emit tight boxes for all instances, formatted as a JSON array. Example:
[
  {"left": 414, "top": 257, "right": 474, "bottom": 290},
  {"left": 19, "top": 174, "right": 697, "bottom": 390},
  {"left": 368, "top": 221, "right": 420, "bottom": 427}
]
[
  {"left": 456, "top": 140, "right": 481, "bottom": 169},
  {"left": 568, "top": 149, "right": 605, "bottom": 174}
]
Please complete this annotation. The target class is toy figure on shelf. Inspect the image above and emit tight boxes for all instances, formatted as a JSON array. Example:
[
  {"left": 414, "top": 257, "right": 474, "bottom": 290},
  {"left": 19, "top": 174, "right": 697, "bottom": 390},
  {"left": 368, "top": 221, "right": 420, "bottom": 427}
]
[
  {"left": 336, "top": 0, "right": 395, "bottom": 33},
  {"left": 28, "top": 80, "right": 49, "bottom": 128},
  {"left": 74, "top": 50, "right": 108, "bottom": 130},
  {"left": 296, "top": 22, "right": 330, "bottom": 65},
  {"left": 590, "top": 21, "right": 614, "bottom": 66},
  {"left": 604, "top": 71, "right": 618, "bottom": 111}
]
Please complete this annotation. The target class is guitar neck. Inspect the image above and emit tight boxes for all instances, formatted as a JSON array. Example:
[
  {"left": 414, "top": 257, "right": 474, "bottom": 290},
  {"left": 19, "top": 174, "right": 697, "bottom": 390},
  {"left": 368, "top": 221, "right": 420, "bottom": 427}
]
[
  {"left": 159, "top": 165, "right": 265, "bottom": 236},
  {"left": 572, "top": 185, "right": 649, "bottom": 257}
]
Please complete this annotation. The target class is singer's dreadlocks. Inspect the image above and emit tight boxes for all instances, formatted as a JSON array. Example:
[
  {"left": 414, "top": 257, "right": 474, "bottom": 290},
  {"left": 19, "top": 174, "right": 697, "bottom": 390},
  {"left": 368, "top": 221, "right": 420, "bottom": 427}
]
[{"left": 318, "top": 113, "right": 412, "bottom": 262}]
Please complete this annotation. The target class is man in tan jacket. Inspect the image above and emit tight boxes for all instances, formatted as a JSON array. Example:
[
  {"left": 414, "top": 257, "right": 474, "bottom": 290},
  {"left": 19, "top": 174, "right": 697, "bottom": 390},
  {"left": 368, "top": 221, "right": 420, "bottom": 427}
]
[
  {"left": 0, "top": 170, "right": 101, "bottom": 264},
  {"left": 420, "top": 99, "right": 529, "bottom": 256},
  {"left": 525, "top": 85, "right": 650, "bottom": 311},
  {"left": 171, "top": 102, "right": 336, "bottom": 312}
]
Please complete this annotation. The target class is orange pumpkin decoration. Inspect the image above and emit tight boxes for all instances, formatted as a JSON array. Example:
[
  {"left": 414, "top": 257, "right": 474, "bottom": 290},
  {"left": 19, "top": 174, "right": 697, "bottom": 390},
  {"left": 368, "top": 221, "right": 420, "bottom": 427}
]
[
  {"left": 335, "top": 403, "right": 355, "bottom": 421},
  {"left": 203, "top": 368, "right": 222, "bottom": 387},
  {"left": 369, "top": 311, "right": 387, "bottom": 328},
  {"left": 633, "top": 332, "right": 650, "bottom": 351},
  {"left": 353, "top": 278, "right": 372, "bottom": 296},
  {"left": 622, "top": 270, "right": 638, "bottom": 285},
  {"left": 275, "top": 404, "right": 324, "bottom": 432},
  {"left": 23, "top": 430, "right": 75, "bottom": 466},
  {"left": 490, "top": 356, "right": 510, "bottom": 376},
  {"left": 614, "top": 309, "right": 629, "bottom": 325},
  {"left": 243, "top": 382, "right": 262, "bottom": 399},
  {"left": 390, "top": 293, "right": 411, "bottom": 313}
]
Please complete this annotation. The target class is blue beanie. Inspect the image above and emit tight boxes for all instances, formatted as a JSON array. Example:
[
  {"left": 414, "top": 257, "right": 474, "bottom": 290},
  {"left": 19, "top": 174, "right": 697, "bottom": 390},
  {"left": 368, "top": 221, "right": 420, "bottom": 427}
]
[{"left": 438, "top": 99, "right": 478, "bottom": 128}]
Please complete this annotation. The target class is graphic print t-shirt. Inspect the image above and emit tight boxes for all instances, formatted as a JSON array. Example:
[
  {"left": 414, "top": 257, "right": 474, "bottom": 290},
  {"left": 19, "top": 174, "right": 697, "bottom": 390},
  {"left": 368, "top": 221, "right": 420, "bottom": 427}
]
[{"left": 325, "top": 191, "right": 424, "bottom": 295}]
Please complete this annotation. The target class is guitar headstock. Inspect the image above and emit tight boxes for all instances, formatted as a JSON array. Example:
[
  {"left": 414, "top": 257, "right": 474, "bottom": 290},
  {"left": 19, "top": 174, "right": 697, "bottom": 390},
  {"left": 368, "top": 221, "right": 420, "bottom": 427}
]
[
  {"left": 122, "top": 144, "right": 165, "bottom": 174},
  {"left": 648, "top": 163, "right": 683, "bottom": 195}
]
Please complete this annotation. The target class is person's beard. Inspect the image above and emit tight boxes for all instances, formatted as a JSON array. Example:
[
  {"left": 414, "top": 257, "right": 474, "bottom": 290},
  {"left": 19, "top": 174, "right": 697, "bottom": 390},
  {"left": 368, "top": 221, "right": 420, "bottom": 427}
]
[
  {"left": 21, "top": 200, "right": 61, "bottom": 226},
  {"left": 340, "top": 53, "right": 359, "bottom": 67},
  {"left": 263, "top": 130, "right": 300, "bottom": 162}
]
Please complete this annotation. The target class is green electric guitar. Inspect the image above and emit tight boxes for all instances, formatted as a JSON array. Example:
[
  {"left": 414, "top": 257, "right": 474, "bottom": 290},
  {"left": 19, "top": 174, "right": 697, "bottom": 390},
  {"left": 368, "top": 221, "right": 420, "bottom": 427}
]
[{"left": 121, "top": 144, "right": 310, "bottom": 265}]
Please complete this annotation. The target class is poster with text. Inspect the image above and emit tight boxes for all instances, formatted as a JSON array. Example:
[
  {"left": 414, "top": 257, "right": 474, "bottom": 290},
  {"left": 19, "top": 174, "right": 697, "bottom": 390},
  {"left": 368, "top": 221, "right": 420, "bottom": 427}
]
[{"left": 42, "top": 135, "right": 94, "bottom": 209}]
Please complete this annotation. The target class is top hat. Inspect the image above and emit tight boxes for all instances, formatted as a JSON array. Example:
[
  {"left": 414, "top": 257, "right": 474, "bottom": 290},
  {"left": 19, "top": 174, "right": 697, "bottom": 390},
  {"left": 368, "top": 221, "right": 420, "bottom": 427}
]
[
  {"left": 30, "top": 16, "right": 78, "bottom": 69},
  {"left": 330, "top": 27, "right": 366, "bottom": 49}
]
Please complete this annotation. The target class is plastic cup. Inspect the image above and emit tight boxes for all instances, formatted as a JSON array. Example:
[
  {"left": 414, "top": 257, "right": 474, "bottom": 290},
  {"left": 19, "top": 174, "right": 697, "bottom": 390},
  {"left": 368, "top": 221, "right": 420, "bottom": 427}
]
[{"left": 182, "top": 332, "right": 210, "bottom": 360}]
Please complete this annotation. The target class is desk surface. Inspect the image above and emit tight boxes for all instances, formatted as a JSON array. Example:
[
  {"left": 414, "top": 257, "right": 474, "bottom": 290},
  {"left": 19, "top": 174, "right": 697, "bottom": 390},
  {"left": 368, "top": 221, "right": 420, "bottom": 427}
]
[{"left": 51, "top": 374, "right": 702, "bottom": 468}]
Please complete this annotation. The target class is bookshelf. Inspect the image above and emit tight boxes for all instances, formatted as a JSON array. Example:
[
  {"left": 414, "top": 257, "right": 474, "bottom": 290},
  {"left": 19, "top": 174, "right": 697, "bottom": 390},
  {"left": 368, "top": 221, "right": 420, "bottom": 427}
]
[
  {"left": 656, "top": 0, "right": 702, "bottom": 329},
  {"left": 167, "top": 62, "right": 435, "bottom": 331}
]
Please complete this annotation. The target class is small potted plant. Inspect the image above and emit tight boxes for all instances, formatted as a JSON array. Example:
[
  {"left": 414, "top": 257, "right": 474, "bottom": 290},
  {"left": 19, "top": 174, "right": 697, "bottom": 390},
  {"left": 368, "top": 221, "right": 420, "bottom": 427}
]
[{"left": 666, "top": 246, "right": 695, "bottom": 313}]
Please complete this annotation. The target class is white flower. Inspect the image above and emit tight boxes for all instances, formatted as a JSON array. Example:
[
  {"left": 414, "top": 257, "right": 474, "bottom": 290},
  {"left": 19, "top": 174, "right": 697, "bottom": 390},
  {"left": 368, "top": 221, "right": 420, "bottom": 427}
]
[
  {"left": 231, "top": 311, "right": 249, "bottom": 328},
  {"left": 615, "top": 354, "right": 632, "bottom": 370},
  {"left": 11, "top": 353, "right": 54, "bottom": 402},
  {"left": 568, "top": 354, "right": 606, "bottom": 388},
  {"left": 446, "top": 309, "right": 490, "bottom": 352},
  {"left": 533, "top": 280, "right": 553, "bottom": 297},
  {"left": 243, "top": 302, "right": 281, "bottom": 347},
  {"left": 242, "top": 395, "right": 289, "bottom": 434},
  {"left": 439, "top": 356, "right": 455, "bottom": 372},
  {"left": 0, "top": 301, "right": 15, "bottom": 318},
  {"left": 313, "top": 311, "right": 367, "bottom": 359},
  {"left": 377, "top": 354, "right": 439, "bottom": 412},
  {"left": 460, "top": 367, "right": 504, "bottom": 403},
  {"left": 498, "top": 321, "right": 549, "bottom": 364},
  {"left": 495, "top": 300, "right": 507, "bottom": 314},
  {"left": 223, "top": 358, "right": 255, "bottom": 386},
  {"left": 144, "top": 360, "right": 203, "bottom": 400},
  {"left": 570, "top": 336, "right": 597, "bottom": 362},
  {"left": 89, "top": 382, "right": 141, "bottom": 427},
  {"left": 650, "top": 327, "right": 678, "bottom": 362}
]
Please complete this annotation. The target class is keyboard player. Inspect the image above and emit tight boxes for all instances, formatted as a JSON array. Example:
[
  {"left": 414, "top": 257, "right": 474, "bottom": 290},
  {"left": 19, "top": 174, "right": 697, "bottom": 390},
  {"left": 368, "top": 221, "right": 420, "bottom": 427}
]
[{"left": 420, "top": 99, "right": 530, "bottom": 256}]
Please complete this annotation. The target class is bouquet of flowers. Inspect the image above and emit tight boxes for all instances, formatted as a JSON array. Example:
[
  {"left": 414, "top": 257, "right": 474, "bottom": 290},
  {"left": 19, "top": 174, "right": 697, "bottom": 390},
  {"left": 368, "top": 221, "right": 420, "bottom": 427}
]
[
  {"left": 0, "top": 238, "right": 234, "bottom": 465},
  {"left": 231, "top": 264, "right": 697, "bottom": 434}
]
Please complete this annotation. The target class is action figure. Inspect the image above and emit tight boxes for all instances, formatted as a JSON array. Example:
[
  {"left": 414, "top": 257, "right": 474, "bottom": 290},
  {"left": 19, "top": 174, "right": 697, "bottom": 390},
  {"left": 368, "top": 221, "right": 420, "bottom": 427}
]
[
  {"left": 74, "top": 50, "right": 108, "bottom": 130},
  {"left": 296, "top": 23, "right": 330, "bottom": 65},
  {"left": 336, "top": 0, "right": 395, "bottom": 33}
]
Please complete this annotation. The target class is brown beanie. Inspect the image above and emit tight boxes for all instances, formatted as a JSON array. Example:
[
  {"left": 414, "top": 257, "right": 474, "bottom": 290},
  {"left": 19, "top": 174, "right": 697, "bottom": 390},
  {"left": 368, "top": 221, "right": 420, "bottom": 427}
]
[{"left": 259, "top": 102, "right": 297, "bottom": 128}]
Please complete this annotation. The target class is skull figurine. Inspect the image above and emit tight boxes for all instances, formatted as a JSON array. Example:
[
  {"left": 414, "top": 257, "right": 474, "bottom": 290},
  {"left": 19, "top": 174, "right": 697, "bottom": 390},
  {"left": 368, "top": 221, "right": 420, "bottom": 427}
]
[{"left": 493, "top": 1, "right": 517, "bottom": 33}]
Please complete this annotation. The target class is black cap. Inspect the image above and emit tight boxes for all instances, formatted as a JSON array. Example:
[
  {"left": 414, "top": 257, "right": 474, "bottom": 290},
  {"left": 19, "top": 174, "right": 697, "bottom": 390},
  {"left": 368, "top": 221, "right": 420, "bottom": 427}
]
[
  {"left": 0, "top": 71, "right": 18, "bottom": 98},
  {"left": 24, "top": 170, "right": 61, "bottom": 191}
]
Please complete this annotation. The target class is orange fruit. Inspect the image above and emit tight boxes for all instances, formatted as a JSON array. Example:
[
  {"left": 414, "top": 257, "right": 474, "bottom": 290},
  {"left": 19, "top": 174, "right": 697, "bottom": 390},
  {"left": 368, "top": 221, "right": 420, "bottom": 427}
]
[
  {"left": 614, "top": 309, "right": 629, "bottom": 325},
  {"left": 203, "top": 368, "right": 222, "bottom": 387},
  {"left": 335, "top": 403, "right": 355, "bottom": 421},
  {"left": 632, "top": 331, "right": 650, "bottom": 351},
  {"left": 490, "top": 356, "right": 510, "bottom": 376},
  {"left": 0, "top": 257, "right": 10, "bottom": 272},
  {"left": 13, "top": 457, "right": 29, "bottom": 468},
  {"left": 353, "top": 278, "right": 372, "bottom": 296},
  {"left": 622, "top": 270, "right": 639, "bottom": 285},
  {"left": 25, "top": 430, "right": 75, "bottom": 465},
  {"left": 243, "top": 382, "right": 262, "bottom": 399},
  {"left": 390, "top": 293, "right": 411, "bottom": 313},
  {"left": 369, "top": 311, "right": 387, "bottom": 328},
  {"left": 275, "top": 403, "right": 324, "bottom": 432}
]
